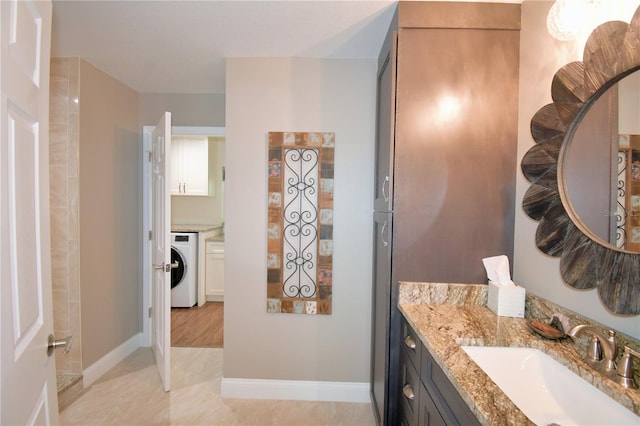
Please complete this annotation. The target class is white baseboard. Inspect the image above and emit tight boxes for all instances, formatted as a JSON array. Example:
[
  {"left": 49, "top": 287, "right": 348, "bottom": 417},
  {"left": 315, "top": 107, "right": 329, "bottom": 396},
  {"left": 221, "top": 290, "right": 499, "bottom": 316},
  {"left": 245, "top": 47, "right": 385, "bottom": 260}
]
[
  {"left": 220, "top": 377, "right": 370, "bottom": 403},
  {"left": 206, "top": 293, "right": 224, "bottom": 302},
  {"left": 82, "top": 333, "right": 143, "bottom": 388}
]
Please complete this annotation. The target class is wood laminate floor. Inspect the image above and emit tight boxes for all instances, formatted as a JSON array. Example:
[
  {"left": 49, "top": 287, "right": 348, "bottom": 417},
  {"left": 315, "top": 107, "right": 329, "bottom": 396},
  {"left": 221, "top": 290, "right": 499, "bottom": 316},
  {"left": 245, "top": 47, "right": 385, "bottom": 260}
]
[{"left": 171, "top": 302, "right": 223, "bottom": 348}]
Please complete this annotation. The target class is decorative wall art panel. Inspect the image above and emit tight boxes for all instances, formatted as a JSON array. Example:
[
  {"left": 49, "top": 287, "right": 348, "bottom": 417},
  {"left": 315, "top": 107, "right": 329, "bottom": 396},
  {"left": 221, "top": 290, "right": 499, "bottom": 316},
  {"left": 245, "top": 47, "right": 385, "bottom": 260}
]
[
  {"left": 617, "top": 135, "right": 640, "bottom": 252},
  {"left": 267, "top": 132, "right": 334, "bottom": 315}
]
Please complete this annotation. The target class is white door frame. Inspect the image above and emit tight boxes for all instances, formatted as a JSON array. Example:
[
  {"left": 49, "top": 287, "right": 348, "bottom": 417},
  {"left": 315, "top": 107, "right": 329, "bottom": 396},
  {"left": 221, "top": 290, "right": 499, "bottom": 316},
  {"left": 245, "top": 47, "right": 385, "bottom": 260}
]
[{"left": 141, "top": 125, "right": 224, "bottom": 345}]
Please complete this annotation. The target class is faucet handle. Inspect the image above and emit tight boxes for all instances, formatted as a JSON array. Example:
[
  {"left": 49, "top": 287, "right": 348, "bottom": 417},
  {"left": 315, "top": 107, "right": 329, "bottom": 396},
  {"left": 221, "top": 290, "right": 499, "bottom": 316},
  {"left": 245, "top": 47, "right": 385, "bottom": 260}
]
[
  {"left": 586, "top": 336, "right": 602, "bottom": 362},
  {"left": 616, "top": 346, "right": 640, "bottom": 389},
  {"left": 603, "top": 330, "right": 618, "bottom": 371},
  {"left": 606, "top": 329, "right": 617, "bottom": 350}
]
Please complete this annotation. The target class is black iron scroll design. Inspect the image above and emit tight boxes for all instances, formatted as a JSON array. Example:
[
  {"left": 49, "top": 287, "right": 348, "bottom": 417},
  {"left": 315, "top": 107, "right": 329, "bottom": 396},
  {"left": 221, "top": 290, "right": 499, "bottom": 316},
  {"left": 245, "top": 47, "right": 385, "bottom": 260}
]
[
  {"left": 282, "top": 148, "right": 319, "bottom": 298},
  {"left": 616, "top": 151, "right": 628, "bottom": 248}
]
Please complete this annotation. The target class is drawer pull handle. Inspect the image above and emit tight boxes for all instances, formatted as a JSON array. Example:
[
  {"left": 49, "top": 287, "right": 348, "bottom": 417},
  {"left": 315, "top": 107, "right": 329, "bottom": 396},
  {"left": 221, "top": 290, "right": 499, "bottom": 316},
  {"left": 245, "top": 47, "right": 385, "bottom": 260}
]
[
  {"left": 382, "top": 176, "right": 390, "bottom": 202},
  {"left": 402, "top": 384, "right": 415, "bottom": 401},
  {"left": 403, "top": 335, "right": 416, "bottom": 351}
]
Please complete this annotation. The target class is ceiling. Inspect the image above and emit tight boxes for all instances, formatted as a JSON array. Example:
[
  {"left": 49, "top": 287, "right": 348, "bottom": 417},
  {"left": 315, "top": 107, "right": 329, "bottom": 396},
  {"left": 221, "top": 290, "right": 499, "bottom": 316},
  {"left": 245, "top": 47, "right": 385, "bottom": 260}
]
[
  {"left": 51, "top": 0, "right": 531, "bottom": 94},
  {"left": 51, "top": 0, "right": 400, "bottom": 94}
]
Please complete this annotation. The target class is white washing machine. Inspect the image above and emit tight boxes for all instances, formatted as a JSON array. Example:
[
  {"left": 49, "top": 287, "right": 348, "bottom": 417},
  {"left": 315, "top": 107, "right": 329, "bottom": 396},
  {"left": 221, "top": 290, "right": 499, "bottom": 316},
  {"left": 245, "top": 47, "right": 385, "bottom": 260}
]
[{"left": 171, "top": 232, "right": 198, "bottom": 308}]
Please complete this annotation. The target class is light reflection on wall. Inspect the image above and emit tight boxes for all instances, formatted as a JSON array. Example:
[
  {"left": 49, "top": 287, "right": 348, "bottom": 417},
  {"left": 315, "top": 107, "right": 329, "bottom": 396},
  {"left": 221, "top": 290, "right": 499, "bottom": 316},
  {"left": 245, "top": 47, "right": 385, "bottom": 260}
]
[{"left": 414, "top": 92, "right": 469, "bottom": 137}]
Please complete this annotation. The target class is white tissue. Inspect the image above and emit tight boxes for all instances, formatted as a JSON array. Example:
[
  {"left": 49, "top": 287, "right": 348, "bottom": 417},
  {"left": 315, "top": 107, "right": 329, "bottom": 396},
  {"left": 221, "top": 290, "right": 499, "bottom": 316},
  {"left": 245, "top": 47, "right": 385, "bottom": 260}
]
[{"left": 482, "top": 255, "right": 515, "bottom": 287}]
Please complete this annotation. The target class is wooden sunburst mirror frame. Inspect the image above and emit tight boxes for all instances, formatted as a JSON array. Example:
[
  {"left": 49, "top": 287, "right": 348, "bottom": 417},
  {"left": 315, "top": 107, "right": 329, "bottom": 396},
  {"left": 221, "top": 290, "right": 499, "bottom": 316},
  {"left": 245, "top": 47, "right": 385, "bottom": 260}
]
[{"left": 521, "top": 6, "right": 640, "bottom": 315}]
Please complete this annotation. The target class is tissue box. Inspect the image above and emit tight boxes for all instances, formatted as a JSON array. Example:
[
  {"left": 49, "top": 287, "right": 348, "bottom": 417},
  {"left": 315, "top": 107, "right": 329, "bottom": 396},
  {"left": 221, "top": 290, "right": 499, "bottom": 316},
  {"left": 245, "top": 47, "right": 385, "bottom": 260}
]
[{"left": 487, "top": 280, "right": 525, "bottom": 318}]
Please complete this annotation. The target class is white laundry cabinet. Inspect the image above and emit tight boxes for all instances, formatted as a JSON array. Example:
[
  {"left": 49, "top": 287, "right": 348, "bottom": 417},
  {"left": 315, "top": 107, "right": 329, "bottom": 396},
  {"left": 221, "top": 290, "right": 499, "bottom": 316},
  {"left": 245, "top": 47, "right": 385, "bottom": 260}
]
[{"left": 205, "top": 239, "right": 224, "bottom": 301}]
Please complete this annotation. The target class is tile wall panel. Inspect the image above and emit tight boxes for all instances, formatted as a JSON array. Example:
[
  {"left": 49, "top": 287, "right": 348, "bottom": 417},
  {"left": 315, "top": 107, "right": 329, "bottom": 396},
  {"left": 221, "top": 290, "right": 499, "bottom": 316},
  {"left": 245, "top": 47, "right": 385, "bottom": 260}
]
[{"left": 49, "top": 57, "right": 82, "bottom": 375}]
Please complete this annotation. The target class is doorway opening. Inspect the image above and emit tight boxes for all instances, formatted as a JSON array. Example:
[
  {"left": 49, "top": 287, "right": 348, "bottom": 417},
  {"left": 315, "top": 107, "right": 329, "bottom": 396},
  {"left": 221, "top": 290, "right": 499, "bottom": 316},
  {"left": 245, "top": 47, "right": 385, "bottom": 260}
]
[{"left": 142, "top": 125, "right": 225, "bottom": 354}]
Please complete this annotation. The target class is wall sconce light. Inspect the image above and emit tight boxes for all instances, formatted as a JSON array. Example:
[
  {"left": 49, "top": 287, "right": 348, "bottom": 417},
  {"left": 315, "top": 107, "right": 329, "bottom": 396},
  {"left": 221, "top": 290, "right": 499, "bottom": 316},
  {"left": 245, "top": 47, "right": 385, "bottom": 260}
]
[{"left": 547, "top": 0, "right": 601, "bottom": 41}]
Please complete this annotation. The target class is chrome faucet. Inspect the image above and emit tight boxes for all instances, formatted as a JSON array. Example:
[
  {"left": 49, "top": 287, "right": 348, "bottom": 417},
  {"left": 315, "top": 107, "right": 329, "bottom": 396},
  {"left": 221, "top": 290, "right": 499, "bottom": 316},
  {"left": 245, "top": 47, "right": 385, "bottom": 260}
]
[{"left": 567, "top": 325, "right": 618, "bottom": 372}]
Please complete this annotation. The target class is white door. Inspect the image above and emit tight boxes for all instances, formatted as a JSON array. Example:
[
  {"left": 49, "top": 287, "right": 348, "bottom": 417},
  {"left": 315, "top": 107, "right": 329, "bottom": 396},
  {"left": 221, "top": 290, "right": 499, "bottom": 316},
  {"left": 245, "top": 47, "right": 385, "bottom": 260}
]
[
  {"left": 0, "top": 0, "right": 59, "bottom": 424},
  {"left": 151, "top": 112, "right": 171, "bottom": 392},
  {"left": 170, "top": 140, "right": 181, "bottom": 195}
]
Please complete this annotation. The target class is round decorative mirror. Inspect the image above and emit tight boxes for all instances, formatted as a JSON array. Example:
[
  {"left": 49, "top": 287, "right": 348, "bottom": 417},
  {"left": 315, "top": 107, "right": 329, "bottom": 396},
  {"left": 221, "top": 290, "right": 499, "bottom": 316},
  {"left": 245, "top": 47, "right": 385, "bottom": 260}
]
[
  {"left": 563, "top": 70, "right": 640, "bottom": 251},
  {"left": 521, "top": 7, "right": 640, "bottom": 315}
]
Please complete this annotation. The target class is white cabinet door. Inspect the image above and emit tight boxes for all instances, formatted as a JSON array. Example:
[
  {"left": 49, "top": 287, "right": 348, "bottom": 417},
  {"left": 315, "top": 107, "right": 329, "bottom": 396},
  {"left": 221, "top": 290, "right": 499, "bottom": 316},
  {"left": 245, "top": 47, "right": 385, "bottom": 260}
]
[
  {"left": 205, "top": 242, "right": 224, "bottom": 301},
  {"left": 171, "top": 136, "right": 208, "bottom": 196},
  {"left": 180, "top": 137, "right": 208, "bottom": 195}
]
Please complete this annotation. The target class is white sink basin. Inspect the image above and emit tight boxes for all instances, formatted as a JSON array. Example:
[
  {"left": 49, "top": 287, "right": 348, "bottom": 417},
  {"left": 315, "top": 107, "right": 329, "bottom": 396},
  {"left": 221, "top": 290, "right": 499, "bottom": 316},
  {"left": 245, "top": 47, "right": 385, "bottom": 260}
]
[{"left": 461, "top": 346, "right": 639, "bottom": 426}]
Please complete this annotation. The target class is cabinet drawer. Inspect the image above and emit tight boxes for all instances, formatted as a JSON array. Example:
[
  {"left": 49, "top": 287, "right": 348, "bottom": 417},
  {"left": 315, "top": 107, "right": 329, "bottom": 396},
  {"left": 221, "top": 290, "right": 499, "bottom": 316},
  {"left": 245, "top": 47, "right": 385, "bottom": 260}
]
[
  {"left": 418, "top": 382, "right": 446, "bottom": 426},
  {"left": 399, "top": 348, "right": 420, "bottom": 426},
  {"left": 400, "top": 317, "right": 421, "bottom": 370},
  {"left": 420, "top": 348, "right": 480, "bottom": 426},
  {"left": 206, "top": 241, "right": 224, "bottom": 254}
]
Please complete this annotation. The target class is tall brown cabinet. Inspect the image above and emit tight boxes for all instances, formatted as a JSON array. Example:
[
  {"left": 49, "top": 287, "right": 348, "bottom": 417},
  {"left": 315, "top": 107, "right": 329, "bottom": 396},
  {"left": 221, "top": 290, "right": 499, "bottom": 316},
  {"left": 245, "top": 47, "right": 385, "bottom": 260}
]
[{"left": 370, "top": 3, "right": 521, "bottom": 425}]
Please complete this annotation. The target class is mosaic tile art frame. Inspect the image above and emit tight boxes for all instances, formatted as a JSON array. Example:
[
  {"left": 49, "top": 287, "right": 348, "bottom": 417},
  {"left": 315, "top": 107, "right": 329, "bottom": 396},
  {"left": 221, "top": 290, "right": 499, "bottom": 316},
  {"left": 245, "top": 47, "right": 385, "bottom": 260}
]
[{"left": 267, "top": 132, "right": 334, "bottom": 315}]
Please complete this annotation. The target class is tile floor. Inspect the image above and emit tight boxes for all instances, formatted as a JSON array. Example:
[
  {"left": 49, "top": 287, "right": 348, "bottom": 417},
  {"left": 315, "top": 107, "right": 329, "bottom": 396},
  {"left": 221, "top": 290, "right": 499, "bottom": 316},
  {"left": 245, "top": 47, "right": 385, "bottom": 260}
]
[{"left": 60, "top": 347, "right": 376, "bottom": 425}]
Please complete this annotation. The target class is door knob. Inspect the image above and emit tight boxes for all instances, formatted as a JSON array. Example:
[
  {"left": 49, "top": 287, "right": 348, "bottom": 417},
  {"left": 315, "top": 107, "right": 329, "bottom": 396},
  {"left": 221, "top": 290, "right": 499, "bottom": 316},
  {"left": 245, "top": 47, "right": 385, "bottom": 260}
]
[
  {"left": 47, "top": 334, "right": 72, "bottom": 357},
  {"left": 153, "top": 262, "right": 177, "bottom": 272}
]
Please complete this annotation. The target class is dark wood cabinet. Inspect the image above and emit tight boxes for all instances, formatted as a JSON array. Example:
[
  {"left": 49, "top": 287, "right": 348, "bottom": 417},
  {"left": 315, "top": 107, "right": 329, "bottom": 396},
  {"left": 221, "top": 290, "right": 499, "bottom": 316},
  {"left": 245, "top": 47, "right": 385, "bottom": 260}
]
[
  {"left": 398, "top": 317, "right": 480, "bottom": 426},
  {"left": 420, "top": 342, "right": 480, "bottom": 426},
  {"left": 399, "top": 348, "right": 420, "bottom": 425},
  {"left": 370, "top": 8, "right": 399, "bottom": 425},
  {"left": 373, "top": 23, "right": 397, "bottom": 213},
  {"left": 370, "top": 2, "right": 520, "bottom": 425},
  {"left": 371, "top": 212, "right": 392, "bottom": 425},
  {"left": 417, "top": 384, "right": 447, "bottom": 426}
]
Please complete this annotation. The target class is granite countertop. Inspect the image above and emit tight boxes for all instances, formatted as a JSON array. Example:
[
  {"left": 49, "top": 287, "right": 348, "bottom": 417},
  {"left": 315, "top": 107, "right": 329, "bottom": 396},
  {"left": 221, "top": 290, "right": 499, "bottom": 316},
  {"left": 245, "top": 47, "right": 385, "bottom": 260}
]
[
  {"left": 398, "top": 282, "right": 640, "bottom": 425},
  {"left": 171, "top": 224, "right": 222, "bottom": 233}
]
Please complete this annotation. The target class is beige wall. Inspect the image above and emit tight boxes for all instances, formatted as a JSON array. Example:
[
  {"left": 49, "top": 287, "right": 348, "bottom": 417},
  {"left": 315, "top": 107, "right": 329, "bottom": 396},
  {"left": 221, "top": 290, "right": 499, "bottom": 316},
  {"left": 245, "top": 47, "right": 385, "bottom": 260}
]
[
  {"left": 139, "top": 93, "right": 225, "bottom": 127},
  {"left": 514, "top": 1, "right": 639, "bottom": 338},
  {"left": 619, "top": 72, "right": 640, "bottom": 135},
  {"left": 224, "top": 58, "right": 376, "bottom": 381},
  {"left": 78, "top": 59, "right": 142, "bottom": 367}
]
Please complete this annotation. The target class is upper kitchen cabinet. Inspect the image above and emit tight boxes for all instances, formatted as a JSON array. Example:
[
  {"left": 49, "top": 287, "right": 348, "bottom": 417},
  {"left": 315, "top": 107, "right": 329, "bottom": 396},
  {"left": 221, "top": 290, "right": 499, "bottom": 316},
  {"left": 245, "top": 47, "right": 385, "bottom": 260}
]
[{"left": 171, "top": 135, "right": 209, "bottom": 196}]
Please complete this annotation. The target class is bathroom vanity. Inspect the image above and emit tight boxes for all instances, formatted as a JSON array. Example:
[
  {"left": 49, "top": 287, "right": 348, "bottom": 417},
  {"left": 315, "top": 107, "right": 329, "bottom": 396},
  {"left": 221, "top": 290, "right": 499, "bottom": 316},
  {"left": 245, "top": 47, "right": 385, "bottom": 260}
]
[
  {"left": 398, "top": 282, "right": 640, "bottom": 425},
  {"left": 398, "top": 315, "right": 479, "bottom": 425}
]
